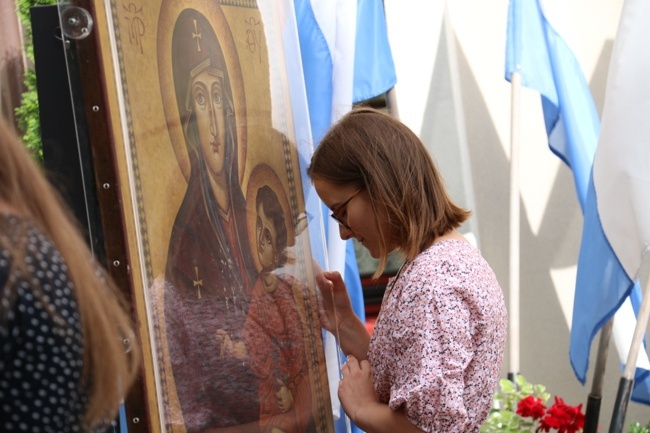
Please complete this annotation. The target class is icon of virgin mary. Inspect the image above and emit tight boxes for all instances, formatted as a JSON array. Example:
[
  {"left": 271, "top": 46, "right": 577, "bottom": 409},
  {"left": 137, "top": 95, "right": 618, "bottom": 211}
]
[{"left": 162, "top": 7, "right": 259, "bottom": 433}]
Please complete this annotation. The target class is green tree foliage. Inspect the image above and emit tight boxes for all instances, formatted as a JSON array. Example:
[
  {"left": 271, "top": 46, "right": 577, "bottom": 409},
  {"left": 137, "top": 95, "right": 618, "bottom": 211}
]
[
  {"left": 629, "top": 420, "right": 650, "bottom": 433},
  {"left": 15, "top": 0, "right": 58, "bottom": 161}
]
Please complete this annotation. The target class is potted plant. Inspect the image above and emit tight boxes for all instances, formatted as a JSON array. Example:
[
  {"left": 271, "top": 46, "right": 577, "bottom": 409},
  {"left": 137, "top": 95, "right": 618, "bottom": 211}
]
[{"left": 481, "top": 375, "right": 585, "bottom": 433}]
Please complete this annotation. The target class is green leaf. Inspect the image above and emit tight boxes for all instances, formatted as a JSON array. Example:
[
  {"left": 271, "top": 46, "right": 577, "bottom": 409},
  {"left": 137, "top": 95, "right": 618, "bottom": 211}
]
[
  {"left": 14, "top": 0, "right": 58, "bottom": 162},
  {"left": 628, "top": 419, "right": 650, "bottom": 433},
  {"left": 500, "top": 379, "right": 516, "bottom": 393}
]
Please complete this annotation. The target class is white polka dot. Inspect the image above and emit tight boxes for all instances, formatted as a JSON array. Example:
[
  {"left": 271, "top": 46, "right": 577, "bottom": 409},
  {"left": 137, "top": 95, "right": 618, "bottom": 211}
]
[{"left": 0, "top": 216, "right": 87, "bottom": 431}]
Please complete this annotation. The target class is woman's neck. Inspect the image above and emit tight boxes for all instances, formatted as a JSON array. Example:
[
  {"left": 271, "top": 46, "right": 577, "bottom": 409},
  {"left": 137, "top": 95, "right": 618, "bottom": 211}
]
[
  {"left": 208, "top": 175, "right": 230, "bottom": 214},
  {"left": 427, "top": 228, "right": 467, "bottom": 249}
]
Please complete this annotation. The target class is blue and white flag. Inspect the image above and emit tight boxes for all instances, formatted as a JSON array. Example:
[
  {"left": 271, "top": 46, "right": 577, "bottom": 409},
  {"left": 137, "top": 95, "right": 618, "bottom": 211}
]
[
  {"left": 293, "top": 0, "right": 396, "bottom": 333},
  {"left": 294, "top": 0, "right": 395, "bottom": 143},
  {"left": 505, "top": 0, "right": 650, "bottom": 404},
  {"left": 505, "top": 0, "right": 599, "bottom": 209},
  {"left": 293, "top": 0, "right": 397, "bottom": 427},
  {"left": 574, "top": 0, "right": 650, "bottom": 404}
]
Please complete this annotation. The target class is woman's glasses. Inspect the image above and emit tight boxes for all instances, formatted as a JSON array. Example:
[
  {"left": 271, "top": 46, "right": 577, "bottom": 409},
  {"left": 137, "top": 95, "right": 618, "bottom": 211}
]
[{"left": 330, "top": 189, "right": 362, "bottom": 230}]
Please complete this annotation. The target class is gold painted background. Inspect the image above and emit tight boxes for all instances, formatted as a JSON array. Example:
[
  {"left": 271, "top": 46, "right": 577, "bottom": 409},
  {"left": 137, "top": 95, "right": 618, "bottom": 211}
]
[{"left": 96, "top": 0, "right": 333, "bottom": 431}]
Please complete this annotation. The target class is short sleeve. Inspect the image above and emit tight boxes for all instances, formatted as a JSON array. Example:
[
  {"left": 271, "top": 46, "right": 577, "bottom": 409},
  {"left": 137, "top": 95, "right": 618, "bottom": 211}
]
[
  {"left": 388, "top": 273, "right": 474, "bottom": 432},
  {"left": 368, "top": 241, "right": 506, "bottom": 433}
]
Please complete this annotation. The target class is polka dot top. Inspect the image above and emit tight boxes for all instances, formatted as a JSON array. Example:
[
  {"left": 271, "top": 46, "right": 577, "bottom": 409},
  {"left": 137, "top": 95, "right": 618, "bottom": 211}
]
[
  {"left": 0, "top": 213, "right": 86, "bottom": 432},
  {"left": 368, "top": 240, "right": 507, "bottom": 433}
]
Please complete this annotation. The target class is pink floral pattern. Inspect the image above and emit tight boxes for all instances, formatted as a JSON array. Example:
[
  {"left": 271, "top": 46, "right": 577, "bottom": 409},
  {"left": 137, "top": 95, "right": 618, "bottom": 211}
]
[{"left": 368, "top": 240, "right": 507, "bottom": 432}]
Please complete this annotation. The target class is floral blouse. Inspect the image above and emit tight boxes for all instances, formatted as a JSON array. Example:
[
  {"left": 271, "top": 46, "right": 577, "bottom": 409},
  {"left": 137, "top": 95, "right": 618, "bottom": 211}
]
[{"left": 368, "top": 240, "right": 507, "bottom": 432}]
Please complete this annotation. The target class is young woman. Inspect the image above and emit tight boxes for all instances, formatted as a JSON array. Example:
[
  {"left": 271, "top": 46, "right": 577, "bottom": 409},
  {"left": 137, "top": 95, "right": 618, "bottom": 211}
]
[
  {"left": 0, "top": 118, "right": 141, "bottom": 431},
  {"left": 308, "top": 107, "right": 507, "bottom": 432}
]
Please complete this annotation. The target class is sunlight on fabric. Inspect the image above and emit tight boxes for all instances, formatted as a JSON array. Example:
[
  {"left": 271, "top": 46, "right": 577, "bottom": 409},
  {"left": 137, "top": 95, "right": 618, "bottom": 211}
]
[
  {"left": 550, "top": 267, "right": 650, "bottom": 371},
  {"left": 613, "top": 299, "right": 650, "bottom": 370}
]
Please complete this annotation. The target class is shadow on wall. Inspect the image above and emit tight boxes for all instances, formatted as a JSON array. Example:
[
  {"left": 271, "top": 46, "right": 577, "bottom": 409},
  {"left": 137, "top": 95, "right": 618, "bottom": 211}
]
[{"left": 455, "top": 31, "right": 649, "bottom": 426}]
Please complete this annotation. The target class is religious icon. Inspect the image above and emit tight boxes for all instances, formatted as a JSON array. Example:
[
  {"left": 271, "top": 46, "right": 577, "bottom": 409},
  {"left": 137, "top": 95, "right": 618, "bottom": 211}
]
[
  {"left": 79, "top": 0, "right": 335, "bottom": 431},
  {"left": 160, "top": 8, "right": 260, "bottom": 432},
  {"left": 218, "top": 174, "right": 318, "bottom": 433}
]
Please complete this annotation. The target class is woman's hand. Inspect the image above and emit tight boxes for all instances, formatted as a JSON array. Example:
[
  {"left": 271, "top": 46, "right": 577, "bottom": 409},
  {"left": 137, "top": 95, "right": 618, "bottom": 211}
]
[
  {"left": 338, "top": 355, "right": 378, "bottom": 425},
  {"left": 315, "top": 268, "right": 353, "bottom": 333},
  {"left": 314, "top": 260, "right": 371, "bottom": 358}
]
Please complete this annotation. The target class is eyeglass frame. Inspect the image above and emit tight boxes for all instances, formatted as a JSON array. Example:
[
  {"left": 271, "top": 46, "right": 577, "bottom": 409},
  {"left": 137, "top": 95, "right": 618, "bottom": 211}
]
[{"left": 330, "top": 188, "right": 362, "bottom": 230}]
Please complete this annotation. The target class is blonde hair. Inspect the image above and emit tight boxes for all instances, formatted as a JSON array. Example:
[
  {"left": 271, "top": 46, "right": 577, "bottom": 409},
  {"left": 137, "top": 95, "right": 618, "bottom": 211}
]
[
  {"left": 307, "top": 106, "right": 470, "bottom": 278},
  {"left": 0, "top": 118, "right": 140, "bottom": 428}
]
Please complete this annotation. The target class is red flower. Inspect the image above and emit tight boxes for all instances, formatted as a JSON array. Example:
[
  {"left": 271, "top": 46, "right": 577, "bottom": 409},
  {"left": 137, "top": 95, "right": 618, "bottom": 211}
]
[
  {"left": 517, "top": 395, "right": 546, "bottom": 420},
  {"left": 536, "top": 397, "right": 585, "bottom": 433}
]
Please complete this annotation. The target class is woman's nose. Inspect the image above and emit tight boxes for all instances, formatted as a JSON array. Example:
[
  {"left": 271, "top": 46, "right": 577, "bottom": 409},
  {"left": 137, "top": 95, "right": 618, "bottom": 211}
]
[{"left": 338, "top": 224, "right": 353, "bottom": 240}]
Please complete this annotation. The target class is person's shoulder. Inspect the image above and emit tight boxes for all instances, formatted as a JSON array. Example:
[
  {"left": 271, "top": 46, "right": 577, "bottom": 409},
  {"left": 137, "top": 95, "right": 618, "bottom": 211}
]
[
  {"left": 0, "top": 213, "right": 65, "bottom": 282},
  {"left": 408, "top": 239, "right": 490, "bottom": 281},
  {"left": 0, "top": 214, "right": 50, "bottom": 314},
  {"left": 0, "top": 212, "right": 49, "bottom": 246},
  {"left": 0, "top": 212, "right": 31, "bottom": 247},
  {"left": 417, "top": 238, "right": 476, "bottom": 262}
]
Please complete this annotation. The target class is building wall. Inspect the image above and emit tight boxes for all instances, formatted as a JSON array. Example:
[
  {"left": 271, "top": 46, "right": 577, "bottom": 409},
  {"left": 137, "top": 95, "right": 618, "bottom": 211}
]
[
  {"left": 0, "top": 2, "right": 25, "bottom": 128},
  {"left": 386, "top": 0, "right": 649, "bottom": 427}
]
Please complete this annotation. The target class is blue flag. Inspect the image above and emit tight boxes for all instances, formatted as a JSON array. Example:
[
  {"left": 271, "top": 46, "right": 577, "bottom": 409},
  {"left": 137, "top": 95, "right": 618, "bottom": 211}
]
[
  {"left": 352, "top": 0, "right": 396, "bottom": 104},
  {"left": 293, "top": 0, "right": 397, "bottom": 429},
  {"left": 505, "top": 0, "right": 599, "bottom": 209},
  {"left": 293, "top": 0, "right": 396, "bottom": 328},
  {"left": 505, "top": 0, "right": 650, "bottom": 404},
  {"left": 574, "top": 0, "right": 650, "bottom": 404}
]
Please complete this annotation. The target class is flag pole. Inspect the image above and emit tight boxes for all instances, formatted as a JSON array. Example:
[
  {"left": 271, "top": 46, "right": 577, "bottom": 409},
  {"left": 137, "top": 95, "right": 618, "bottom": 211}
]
[
  {"left": 584, "top": 318, "right": 613, "bottom": 433},
  {"left": 609, "top": 268, "right": 650, "bottom": 433},
  {"left": 508, "top": 70, "right": 521, "bottom": 381}
]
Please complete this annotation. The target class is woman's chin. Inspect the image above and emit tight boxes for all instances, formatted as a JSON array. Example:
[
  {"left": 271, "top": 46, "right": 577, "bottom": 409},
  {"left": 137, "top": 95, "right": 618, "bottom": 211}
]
[{"left": 357, "top": 238, "right": 380, "bottom": 258}]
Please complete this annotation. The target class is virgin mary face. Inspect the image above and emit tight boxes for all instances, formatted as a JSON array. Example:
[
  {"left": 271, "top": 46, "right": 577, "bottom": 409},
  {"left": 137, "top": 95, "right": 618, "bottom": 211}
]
[{"left": 191, "top": 68, "right": 227, "bottom": 180}]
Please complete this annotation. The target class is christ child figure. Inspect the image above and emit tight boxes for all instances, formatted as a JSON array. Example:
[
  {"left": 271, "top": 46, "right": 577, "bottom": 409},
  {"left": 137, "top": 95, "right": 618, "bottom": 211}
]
[{"left": 218, "top": 185, "right": 315, "bottom": 433}]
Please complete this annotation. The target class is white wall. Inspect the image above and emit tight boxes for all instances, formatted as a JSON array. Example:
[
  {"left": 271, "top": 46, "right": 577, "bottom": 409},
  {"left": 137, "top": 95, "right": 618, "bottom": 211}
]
[{"left": 386, "top": 0, "right": 649, "bottom": 427}]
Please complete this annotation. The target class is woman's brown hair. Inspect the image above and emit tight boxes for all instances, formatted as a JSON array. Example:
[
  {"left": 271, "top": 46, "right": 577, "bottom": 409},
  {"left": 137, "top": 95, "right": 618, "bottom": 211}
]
[
  {"left": 307, "top": 106, "right": 470, "bottom": 278},
  {"left": 0, "top": 118, "right": 141, "bottom": 428}
]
